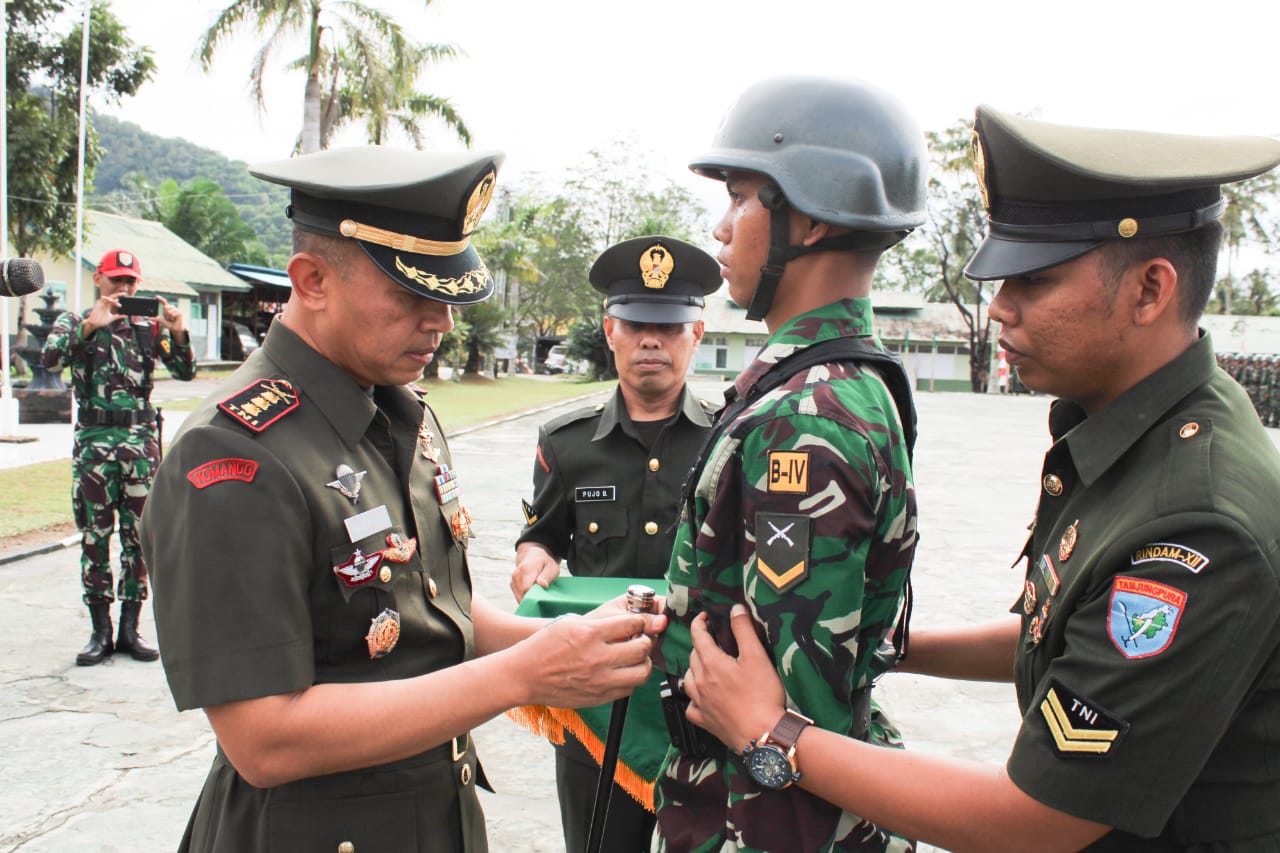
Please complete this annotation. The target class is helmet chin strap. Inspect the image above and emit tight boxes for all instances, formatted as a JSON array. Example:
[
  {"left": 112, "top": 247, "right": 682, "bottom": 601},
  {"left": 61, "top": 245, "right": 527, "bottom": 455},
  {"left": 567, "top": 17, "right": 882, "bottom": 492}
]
[{"left": 746, "top": 183, "right": 913, "bottom": 322}]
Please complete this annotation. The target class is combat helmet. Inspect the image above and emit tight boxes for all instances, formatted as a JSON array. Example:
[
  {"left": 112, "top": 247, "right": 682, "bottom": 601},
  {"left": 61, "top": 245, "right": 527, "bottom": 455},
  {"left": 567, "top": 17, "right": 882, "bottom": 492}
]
[{"left": 691, "top": 76, "right": 928, "bottom": 320}]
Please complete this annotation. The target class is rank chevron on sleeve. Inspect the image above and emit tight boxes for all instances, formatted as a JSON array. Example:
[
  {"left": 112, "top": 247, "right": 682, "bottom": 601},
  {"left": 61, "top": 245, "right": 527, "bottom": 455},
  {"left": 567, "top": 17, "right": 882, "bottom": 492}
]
[{"left": 1039, "top": 679, "right": 1128, "bottom": 756}]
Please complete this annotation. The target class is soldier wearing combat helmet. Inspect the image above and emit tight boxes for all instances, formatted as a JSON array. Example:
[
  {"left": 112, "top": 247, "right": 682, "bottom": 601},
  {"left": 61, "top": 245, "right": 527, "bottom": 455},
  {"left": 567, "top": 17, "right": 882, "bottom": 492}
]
[
  {"left": 140, "top": 146, "right": 665, "bottom": 853},
  {"left": 682, "top": 106, "right": 1280, "bottom": 851},
  {"left": 651, "top": 76, "right": 925, "bottom": 853}
]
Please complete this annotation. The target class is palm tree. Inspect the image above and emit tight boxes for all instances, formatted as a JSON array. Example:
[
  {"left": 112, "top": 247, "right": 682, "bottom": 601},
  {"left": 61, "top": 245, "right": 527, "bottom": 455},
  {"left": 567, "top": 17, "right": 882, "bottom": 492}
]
[{"left": 196, "top": 0, "right": 468, "bottom": 154}]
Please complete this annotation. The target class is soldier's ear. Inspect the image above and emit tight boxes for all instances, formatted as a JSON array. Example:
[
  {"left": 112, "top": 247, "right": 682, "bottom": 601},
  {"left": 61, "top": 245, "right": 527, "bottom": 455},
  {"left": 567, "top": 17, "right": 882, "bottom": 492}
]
[
  {"left": 286, "top": 252, "right": 330, "bottom": 310},
  {"left": 602, "top": 315, "right": 618, "bottom": 352}
]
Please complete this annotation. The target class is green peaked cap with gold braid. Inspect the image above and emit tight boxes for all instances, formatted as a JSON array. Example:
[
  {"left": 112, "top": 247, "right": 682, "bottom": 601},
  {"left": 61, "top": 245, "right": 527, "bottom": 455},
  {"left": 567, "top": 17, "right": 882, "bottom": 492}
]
[{"left": 251, "top": 146, "right": 505, "bottom": 304}]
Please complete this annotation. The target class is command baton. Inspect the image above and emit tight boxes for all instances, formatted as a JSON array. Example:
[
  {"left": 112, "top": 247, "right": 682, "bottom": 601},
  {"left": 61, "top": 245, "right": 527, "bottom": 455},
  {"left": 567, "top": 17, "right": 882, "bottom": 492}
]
[{"left": 585, "top": 583, "right": 656, "bottom": 853}]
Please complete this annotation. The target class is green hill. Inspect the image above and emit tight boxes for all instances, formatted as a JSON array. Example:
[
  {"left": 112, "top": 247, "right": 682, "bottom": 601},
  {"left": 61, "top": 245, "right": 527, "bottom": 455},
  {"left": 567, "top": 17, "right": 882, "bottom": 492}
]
[{"left": 91, "top": 113, "right": 293, "bottom": 266}]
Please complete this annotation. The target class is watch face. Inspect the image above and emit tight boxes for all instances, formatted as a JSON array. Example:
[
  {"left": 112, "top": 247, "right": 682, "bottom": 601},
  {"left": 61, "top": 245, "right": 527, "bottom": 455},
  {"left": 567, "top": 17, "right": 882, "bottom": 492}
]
[{"left": 745, "top": 744, "right": 795, "bottom": 790}]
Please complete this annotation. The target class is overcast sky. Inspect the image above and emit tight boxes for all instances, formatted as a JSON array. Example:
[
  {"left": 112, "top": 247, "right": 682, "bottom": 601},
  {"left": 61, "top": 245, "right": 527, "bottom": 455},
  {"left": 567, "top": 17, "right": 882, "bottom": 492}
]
[{"left": 96, "top": 0, "right": 1279, "bottom": 223}]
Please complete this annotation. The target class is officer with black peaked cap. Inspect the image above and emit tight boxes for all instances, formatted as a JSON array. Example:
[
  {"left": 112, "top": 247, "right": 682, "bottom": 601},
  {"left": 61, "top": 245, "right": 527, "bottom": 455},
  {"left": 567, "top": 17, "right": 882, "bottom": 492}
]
[
  {"left": 140, "top": 147, "right": 665, "bottom": 853},
  {"left": 513, "top": 235, "right": 719, "bottom": 853},
  {"left": 673, "top": 108, "right": 1280, "bottom": 851}
]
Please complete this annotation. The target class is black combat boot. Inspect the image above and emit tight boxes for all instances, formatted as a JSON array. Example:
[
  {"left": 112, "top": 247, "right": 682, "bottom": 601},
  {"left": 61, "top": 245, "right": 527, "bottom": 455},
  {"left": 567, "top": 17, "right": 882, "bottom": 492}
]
[
  {"left": 76, "top": 602, "right": 114, "bottom": 666},
  {"left": 116, "top": 600, "right": 160, "bottom": 662}
]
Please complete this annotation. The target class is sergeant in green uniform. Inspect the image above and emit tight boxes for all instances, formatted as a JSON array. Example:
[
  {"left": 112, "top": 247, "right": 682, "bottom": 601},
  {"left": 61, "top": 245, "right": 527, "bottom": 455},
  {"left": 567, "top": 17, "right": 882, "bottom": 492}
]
[
  {"left": 651, "top": 77, "right": 925, "bottom": 853},
  {"left": 679, "top": 107, "right": 1280, "bottom": 852},
  {"left": 139, "top": 147, "right": 665, "bottom": 853},
  {"left": 511, "top": 236, "right": 720, "bottom": 853},
  {"left": 42, "top": 248, "right": 197, "bottom": 666}
]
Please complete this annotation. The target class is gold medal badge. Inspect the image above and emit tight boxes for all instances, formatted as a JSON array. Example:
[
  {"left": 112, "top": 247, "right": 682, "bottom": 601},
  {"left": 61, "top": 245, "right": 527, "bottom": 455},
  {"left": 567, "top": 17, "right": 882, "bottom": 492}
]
[
  {"left": 418, "top": 421, "right": 441, "bottom": 462},
  {"left": 381, "top": 533, "right": 418, "bottom": 563},
  {"left": 450, "top": 506, "right": 474, "bottom": 542},
  {"left": 1059, "top": 520, "right": 1079, "bottom": 562},
  {"left": 366, "top": 608, "right": 401, "bottom": 659},
  {"left": 640, "top": 243, "right": 674, "bottom": 289}
]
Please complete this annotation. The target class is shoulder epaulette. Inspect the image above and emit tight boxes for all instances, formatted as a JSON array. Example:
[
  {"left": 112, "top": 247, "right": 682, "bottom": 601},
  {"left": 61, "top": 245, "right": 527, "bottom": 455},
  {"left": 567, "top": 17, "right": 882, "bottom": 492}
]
[
  {"left": 218, "top": 378, "right": 300, "bottom": 433},
  {"left": 542, "top": 402, "right": 606, "bottom": 434}
]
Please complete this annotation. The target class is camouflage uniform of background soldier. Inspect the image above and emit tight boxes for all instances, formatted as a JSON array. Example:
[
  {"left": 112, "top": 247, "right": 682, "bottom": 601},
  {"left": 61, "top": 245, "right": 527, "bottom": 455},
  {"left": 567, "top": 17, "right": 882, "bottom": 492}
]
[
  {"left": 42, "top": 248, "right": 196, "bottom": 666},
  {"left": 652, "top": 77, "right": 924, "bottom": 853}
]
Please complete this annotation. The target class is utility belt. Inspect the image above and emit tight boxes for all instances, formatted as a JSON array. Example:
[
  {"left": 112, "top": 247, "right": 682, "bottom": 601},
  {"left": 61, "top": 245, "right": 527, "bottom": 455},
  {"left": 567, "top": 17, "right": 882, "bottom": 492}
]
[
  {"left": 661, "top": 672, "right": 873, "bottom": 761},
  {"left": 76, "top": 407, "right": 156, "bottom": 428}
]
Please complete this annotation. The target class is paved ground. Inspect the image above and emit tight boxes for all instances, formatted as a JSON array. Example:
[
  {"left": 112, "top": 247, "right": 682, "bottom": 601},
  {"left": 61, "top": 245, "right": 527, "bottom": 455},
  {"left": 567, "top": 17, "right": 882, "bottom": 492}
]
[{"left": 3, "top": 383, "right": 1275, "bottom": 852}]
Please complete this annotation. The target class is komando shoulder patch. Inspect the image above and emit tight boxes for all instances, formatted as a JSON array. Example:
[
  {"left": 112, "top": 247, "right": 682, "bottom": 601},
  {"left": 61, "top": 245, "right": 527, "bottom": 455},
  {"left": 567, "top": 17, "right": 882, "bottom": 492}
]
[
  {"left": 1039, "top": 678, "right": 1129, "bottom": 757},
  {"left": 186, "top": 458, "right": 258, "bottom": 489},
  {"left": 218, "top": 378, "right": 299, "bottom": 433},
  {"left": 755, "top": 513, "right": 809, "bottom": 594},
  {"left": 767, "top": 450, "right": 809, "bottom": 494}
]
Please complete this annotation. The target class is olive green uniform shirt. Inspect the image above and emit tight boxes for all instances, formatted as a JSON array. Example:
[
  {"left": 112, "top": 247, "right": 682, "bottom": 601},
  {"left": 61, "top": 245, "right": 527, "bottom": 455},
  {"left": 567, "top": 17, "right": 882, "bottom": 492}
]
[
  {"left": 1008, "top": 333, "right": 1280, "bottom": 850},
  {"left": 141, "top": 323, "right": 487, "bottom": 853},
  {"left": 517, "top": 385, "right": 715, "bottom": 579}
]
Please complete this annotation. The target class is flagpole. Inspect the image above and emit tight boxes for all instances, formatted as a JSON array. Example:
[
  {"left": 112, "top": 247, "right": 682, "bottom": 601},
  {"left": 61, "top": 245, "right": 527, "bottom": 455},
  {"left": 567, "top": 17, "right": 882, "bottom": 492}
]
[{"left": 73, "top": 0, "right": 91, "bottom": 315}]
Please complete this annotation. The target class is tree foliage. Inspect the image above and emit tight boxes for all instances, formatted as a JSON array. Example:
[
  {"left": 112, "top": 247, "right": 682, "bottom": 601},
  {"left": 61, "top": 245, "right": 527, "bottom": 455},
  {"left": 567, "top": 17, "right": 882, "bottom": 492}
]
[
  {"left": 122, "top": 177, "right": 270, "bottom": 266},
  {"left": 197, "top": 0, "right": 468, "bottom": 154},
  {"left": 6, "top": 0, "right": 155, "bottom": 259}
]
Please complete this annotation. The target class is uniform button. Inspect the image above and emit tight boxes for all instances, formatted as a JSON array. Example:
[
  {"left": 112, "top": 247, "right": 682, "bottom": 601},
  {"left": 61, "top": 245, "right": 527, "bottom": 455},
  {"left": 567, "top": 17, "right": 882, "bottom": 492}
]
[
  {"left": 644, "top": 521, "right": 658, "bottom": 535},
  {"left": 588, "top": 522, "right": 599, "bottom": 533},
  {"left": 649, "top": 458, "right": 660, "bottom": 472},
  {"left": 460, "top": 764, "right": 473, "bottom": 786},
  {"left": 428, "top": 577, "right": 438, "bottom": 597},
  {"left": 379, "top": 566, "right": 392, "bottom": 583},
  {"left": 1179, "top": 422, "right": 1200, "bottom": 438},
  {"left": 1042, "top": 474, "right": 1064, "bottom": 496},
  {"left": 338, "top": 842, "right": 355, "bottom": 853}
]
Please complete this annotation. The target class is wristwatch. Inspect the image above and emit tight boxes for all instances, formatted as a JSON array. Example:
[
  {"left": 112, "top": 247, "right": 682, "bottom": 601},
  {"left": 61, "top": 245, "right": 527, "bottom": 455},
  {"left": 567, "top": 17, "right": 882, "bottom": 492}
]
[{"left": 741, "top": 709, "right": 813, "bottom": 790}]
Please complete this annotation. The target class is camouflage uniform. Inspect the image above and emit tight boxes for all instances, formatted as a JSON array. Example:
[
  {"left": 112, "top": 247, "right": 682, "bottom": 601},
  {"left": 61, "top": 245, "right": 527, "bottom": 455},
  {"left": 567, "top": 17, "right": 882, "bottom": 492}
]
[
  {"left": 653, "top": 298, "right": 916, "bottom": 853},
  {"left": 43, "top": 311, "right": 196, "bottom": 603}
]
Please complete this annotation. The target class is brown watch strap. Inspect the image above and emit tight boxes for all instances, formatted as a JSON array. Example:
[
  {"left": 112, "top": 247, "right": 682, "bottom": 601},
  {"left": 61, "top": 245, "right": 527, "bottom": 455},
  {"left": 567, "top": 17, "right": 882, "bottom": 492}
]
[{"left": 766, "top": 709, "right": 814, "bottom": 750}]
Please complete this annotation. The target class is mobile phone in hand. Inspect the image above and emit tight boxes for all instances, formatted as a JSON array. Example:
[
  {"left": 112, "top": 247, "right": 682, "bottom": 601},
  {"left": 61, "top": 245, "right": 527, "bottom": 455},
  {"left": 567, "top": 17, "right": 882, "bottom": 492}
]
[{"left": 116, "top": 295, "right": 160, "bottom": 317}]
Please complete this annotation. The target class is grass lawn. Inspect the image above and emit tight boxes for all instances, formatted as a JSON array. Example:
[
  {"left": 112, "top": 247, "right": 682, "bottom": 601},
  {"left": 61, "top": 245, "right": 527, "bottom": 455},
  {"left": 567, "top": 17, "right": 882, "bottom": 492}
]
[{"left": 0, "top": 374, "right": 612, "bottom": 543}]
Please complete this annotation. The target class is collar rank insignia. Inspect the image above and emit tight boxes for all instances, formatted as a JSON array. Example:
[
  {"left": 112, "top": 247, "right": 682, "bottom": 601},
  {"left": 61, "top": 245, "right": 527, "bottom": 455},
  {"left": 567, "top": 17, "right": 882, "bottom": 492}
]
[
  {"left": 366, "top": 608, "right": 401, "bottom": 659},
  {"left": 434, "top": 463, "right": 460, "bottom": 504},
  {"left": 218, "top": 378, "right": 299, "bottom": 433},
  {"left": 450, "top": 506, "right": 474, "bottom": 543},
  {"left": 640, "top": 243, "right": 675, "bottom": 289},
  {"left": 522, "top": 499, "right": 539, "bottom": 525},
  {"left": 755, "top": 512, "right": 810, "bottom": 594},
  {"left": 334, "top": 548, "right": 383, "bottom": 588},
  {"left": 1108, "top": 576, "right": 1186, "bottom": 659},
  {"left": 381, "top": 533, "right": 418, "bottom": 563},
  {"left": 327, "top": 463, "right": 367, "bottom": 503},
  {"left": 418, "top": 420, "right": 441, "bottom": 462},
  {"left": 1058, "top": 520, "right": 1079, "bottom": 562},
  {"left": 1039, "top": 678, "right": 1129, "bottom": 756}
]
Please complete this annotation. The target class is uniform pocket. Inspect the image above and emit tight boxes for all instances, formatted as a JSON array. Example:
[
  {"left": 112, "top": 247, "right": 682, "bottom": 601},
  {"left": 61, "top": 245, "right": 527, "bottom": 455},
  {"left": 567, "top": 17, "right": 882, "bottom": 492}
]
[{"left": 574, "top": 504, "right": 628, "bottom": 575}]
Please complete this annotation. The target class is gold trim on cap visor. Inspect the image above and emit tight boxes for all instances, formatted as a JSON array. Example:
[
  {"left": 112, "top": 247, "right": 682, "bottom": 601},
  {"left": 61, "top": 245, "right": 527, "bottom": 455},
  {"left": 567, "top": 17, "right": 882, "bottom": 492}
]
[{"left": 339, "top": 218, "right": 471, "bottom": 257}]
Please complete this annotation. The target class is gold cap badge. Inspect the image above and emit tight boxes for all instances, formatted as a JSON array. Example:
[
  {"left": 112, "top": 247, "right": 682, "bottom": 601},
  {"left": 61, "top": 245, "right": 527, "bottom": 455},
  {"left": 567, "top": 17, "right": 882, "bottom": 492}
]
[{"left": 640, "top": 243, "right": 675, "bottom": 289}]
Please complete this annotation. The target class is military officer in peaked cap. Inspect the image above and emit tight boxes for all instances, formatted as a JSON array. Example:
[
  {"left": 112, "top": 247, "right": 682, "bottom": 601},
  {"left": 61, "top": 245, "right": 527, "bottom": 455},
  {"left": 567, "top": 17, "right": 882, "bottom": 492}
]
[
  {"left": 512, "top": 235, "right": 719, "bottom": 853},
  {"left": 678, "top": 107, "right": 1280, "bottom": 851},
  {"left": 140, "top": 147, "right": 665, "bottom": 853}
]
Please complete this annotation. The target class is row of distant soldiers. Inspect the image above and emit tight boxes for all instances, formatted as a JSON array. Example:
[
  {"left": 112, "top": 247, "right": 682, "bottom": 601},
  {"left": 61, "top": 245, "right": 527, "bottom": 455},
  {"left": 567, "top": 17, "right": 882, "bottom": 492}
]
[{"left": 1219, "top": 353, "right": 1280, "bottom": 427}]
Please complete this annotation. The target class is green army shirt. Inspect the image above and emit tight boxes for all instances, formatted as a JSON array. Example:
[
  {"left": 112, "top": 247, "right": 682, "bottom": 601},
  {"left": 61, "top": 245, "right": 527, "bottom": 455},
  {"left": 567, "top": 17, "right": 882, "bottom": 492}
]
[
  {"left": 1008, "top": 332, "right": 1280, "bottom": 850},
  {"left": 654, "top": 298, "right": 916, "bottom": 853},
  {"left": 141, "top": 323, "right": 487, "bottom": 853},
  {"left": 43, "top": 311, "right": 197, "bottom": 455},
  {"left": 517, "top": 385, "right": 714, "bottom": 579}
]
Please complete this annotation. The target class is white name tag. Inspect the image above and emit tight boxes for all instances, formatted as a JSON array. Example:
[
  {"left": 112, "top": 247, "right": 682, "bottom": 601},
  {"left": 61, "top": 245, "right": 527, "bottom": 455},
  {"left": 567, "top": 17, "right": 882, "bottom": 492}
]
[{"left": 345, "top": 504, "right": 392, "bottom": 542}]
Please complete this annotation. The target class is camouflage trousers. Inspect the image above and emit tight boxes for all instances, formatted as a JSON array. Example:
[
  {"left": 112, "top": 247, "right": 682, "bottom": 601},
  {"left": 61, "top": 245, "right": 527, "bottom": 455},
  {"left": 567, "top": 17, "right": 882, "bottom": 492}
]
[
  {"left": 72, "top": 444, "right": 157, "bottom": 605},
  {"left": 653, "top": 702, "right": 915, "bottom": 853}
]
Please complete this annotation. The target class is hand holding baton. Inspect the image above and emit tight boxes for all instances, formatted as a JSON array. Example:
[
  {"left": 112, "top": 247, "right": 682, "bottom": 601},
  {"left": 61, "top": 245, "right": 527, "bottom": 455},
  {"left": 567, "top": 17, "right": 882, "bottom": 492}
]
[{"left": 585, "top": 583, "right": 656, "bottom": 853}]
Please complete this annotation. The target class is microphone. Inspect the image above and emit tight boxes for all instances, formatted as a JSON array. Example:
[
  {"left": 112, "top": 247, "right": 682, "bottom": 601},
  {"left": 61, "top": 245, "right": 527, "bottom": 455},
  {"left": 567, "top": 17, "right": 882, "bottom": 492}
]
[{"left": 0, "top": 258, "right": 45, "bottom": 297}]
